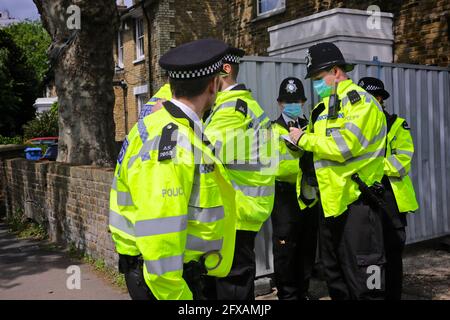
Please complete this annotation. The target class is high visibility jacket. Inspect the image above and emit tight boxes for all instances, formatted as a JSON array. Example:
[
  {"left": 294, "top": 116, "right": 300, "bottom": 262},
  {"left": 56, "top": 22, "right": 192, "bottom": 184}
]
[
  {"left": 138, "top": 83, "right": 172, "bottom": 120},
  {"left": 272, "top": 116, "right": 318, "bottom": 210},
  {"left": 298, "top": 79, "right": 387, "bottom": 218},
  {"left": 384, "top": 114, "right": 419, "bottom": 213},
  {"left": 271, "top": 117, "right": 302, "bottom": 185},
  {"left": 109, "top": 101, "right": 237, "bottom": 300},
  {"left": 205, "top": 84, "right": 275, "bottom": 232}
]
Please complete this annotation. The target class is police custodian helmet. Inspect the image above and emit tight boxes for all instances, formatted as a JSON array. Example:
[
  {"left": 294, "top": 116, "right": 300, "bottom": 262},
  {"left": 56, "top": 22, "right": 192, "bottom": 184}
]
[
  {"left": 358, "top": 77, "right": 391, "bottom": 100},
  {"left": 277, "top": 77, "right": 307, "bottom": 103},
  {"left": 304, "top": 42, "right": 355, "bottom": 79}
]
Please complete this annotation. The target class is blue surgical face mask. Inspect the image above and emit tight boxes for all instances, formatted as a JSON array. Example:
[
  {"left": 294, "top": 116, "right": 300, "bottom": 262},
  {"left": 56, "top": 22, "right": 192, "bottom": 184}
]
[
  {"left": 313, "top": 78, "right": 333, "bottom": 98},
  {"left": 283, "top": 103, "right": 303, "bottom": 119}
]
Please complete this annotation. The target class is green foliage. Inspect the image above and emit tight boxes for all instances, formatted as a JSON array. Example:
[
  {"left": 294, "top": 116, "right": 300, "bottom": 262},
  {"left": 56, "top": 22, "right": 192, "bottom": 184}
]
[
  {"left": 0, "top": 135, "right": 23, "bottom": 145},
  {"left": 3, "top": 21, "right": 51, "bottom": 83},
  {"left": 23, "top": 102, "right": 59, "bottom": 141},
  {"left": 6, "top": 208, "right": 48, "bottom": 241},
  {"left": 0, "top": 29, "right": 38, "bottom": 137}
]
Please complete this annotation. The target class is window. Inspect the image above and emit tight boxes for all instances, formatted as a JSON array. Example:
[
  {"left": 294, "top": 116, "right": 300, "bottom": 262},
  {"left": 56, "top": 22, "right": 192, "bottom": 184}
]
[
  {"left": 117, "top": 31, "right": 124, "bottom": 68},
  {"left": 135, "top": 18, "right": 145, "bottom": 60},
  {"left": 137, "top": 94, "right": 147, "bottom": 117},
  {"left": 257, "top": 0, "right": 285, "bottom": 16}
]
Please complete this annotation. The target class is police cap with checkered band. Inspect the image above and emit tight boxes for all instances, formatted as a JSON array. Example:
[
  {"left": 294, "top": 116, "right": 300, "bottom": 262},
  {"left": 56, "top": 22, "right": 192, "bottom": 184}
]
[
  {"left": 159, "top": 39, "right": 229, "bottom": 79},
  {"left": 304, "top": 42, "right": 355, "bottom": 79},
  {"left": 223, "top": 46, "right": 246, "bottom": 65},
  {"left": 358, "top": 77, "right": 390, "bottom": 100}
]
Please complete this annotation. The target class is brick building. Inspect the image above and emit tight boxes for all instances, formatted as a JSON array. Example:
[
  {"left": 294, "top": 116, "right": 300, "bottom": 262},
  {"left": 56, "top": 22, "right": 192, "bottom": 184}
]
[
  {"left": 112, "top": 0, "right": 223, "bottom": 141},
  {"left": 113, "top": 0, "right": 449, "bottom": 141},
  {"left": 222, "top": 0, "right": 449, "bottom": 66}
]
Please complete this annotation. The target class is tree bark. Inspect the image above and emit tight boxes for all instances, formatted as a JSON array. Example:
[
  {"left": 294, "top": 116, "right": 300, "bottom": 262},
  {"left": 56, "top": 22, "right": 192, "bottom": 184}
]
[{"left": 33, "top": 0, "right": 118, "bottom": 167}]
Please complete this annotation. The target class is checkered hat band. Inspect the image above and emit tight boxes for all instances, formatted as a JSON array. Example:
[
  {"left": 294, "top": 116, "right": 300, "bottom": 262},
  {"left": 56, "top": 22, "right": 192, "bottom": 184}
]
[
  {"left": 168, "top": 60, "right": 224, "bottom": 79},
  {"left": 223, "top": 54, "right": 241, "bottom": 64},
  {"left": 366, "top": 85, "right": 382, "bottom": 91}
]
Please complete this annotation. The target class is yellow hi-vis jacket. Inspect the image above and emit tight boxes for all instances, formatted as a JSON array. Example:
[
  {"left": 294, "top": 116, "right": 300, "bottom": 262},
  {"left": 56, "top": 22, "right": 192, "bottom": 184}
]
[
  {"left": 205, "top": 84, "right": 275, "bottom": 232},
  {"left": 271, "top": 117, "right": 302, "bottom": 185},
  {"left": 138, "top": 83, "right": 172, "bottom": 120},
  {"left": 298, "top": 79, "right": 387, "bottom": 218},
  {"left": 272, "top": 116, "right": 319, "bottom": 210},
  {"left": 109, "top": 101, "right": 237, "bottom": 300},
  {"left": 384, "top": 115, "right": 419, "bottom": 213}
]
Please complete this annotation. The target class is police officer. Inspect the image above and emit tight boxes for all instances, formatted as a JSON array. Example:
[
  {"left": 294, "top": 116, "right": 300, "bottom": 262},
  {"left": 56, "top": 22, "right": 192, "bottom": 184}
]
[
  {"left": 271, "top": 77, "right": 319, "bottom": 300},
  {"left": 289, "top": 43, "right": 388, "bottom": 300},
  {"left": 204, "top": 47, "right": 275, "bottom": 300},
  {"left": 109, "top": 39, "right": 238, "bottom": 300},
  {"left": 358, "top": 77, "right": 419, "bottom": 300}
]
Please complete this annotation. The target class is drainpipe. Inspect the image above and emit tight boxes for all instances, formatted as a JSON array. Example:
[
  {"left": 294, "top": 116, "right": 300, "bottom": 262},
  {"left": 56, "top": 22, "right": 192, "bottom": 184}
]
[
  {"left": 141, "top": 0, "right": 153, "bottom": 97},
  {"left": 113, "top": 80, "right": 129, "bottom": 136}
]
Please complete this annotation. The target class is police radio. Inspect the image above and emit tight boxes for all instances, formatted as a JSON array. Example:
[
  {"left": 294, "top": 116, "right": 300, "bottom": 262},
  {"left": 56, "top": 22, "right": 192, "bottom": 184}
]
[{"left": 328, "top": 81, "right": 340, "bottom": 120}]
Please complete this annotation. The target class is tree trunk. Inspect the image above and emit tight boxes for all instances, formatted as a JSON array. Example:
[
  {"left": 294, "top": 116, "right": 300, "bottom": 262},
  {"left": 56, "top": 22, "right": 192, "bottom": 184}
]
[{"left": 33, "top": 0, "right": 118, "bottom": 167}]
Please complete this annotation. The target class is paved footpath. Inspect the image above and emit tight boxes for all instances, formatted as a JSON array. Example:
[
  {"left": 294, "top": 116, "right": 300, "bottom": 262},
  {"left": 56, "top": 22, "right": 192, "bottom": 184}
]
[{"left": 0, "top": 223, "right": 129, "bottom": 300}]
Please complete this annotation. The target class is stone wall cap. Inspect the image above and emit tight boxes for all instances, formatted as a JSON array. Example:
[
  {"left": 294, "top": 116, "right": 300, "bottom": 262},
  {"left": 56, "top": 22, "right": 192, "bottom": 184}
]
[
  {"left": 0, "top": 145, "right": 25, "bottom": 152},
  {"left": 268, "top": 8, "right": 394, "bottom": 32}
]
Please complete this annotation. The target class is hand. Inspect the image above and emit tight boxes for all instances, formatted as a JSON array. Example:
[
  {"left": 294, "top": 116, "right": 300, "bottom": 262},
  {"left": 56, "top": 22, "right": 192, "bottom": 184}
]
[
  {"left": 289, "top": 127, "right": 304, "bottom": 146},
  {"left": 152, "top": 99, "right": 166, "bottom": 113}
]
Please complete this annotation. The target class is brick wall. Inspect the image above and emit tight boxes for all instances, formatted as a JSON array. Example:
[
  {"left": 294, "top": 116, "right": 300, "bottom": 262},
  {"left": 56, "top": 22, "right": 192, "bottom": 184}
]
[
  {"left": 149, "top": 0, "right": 176, "bottom": 93},
  {"left": 173, "top": 0, "right": 224, "bottom": 47},
  {"left": 0, "top": 145, "right": 24, "bottom": 216},
  {"left": 1, "top": 157, "right": 118, "bottom": 268},
  {"left": 223, "top": 0, "right": 450, "bottom": 67},
  {"left": 113, "top": 0, "right": 225, "bottom": 141},
  {"left": 113, "top": 11, "right": 149, "bottom": 141}
]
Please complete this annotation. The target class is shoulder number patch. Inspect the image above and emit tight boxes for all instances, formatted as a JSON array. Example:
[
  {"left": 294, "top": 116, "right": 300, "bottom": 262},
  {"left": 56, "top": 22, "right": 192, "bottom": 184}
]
[
  {"left": 347, "top": 90, "right": 361, "bottom": 105},
  {"left": 235, "top": 99, "right": 248, "bottom": 116},
  {"left": 158, "top": 123, "right": 179, "bottom": 161}
]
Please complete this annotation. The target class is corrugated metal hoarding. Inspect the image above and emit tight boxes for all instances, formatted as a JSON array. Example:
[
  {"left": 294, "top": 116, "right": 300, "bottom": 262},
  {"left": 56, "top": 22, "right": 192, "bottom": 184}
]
[{"left": 237, "top": 56, "right": 450, "bottom": 276}]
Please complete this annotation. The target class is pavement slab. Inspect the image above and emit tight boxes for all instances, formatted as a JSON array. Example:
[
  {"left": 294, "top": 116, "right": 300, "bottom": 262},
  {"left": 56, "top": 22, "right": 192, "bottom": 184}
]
[{"left": 0, "top": 223, "right": 129, "bottom": 300}]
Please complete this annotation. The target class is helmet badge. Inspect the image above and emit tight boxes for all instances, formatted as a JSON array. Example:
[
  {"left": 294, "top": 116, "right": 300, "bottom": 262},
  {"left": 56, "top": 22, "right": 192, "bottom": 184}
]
[{"left": 286, "top": 80, "right": 298, "bottom": 94}]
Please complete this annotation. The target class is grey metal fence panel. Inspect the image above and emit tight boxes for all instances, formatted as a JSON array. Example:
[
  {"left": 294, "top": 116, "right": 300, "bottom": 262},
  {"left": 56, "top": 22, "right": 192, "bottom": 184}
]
[{"left": 238, "top": 56, "right": 450, "bottom": 277}]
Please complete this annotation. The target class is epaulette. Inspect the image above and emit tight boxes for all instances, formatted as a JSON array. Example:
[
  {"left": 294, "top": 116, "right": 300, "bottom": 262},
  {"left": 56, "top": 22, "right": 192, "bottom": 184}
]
[
  {"left": 158, "top": 123, "right": 178, "bottom": 161},
  {"left": 235, "top": 99, "right": 248, "bottom": 116},
  {"left": 347, "top": 90, "right": 362, "bottom": 105}
]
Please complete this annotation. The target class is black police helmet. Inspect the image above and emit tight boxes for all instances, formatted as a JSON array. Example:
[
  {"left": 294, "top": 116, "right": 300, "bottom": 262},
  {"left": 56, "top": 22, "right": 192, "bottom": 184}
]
[
  {"left": 304, "top": 42, "right": 355, "bottom": 79},
  {"left": 277, "top": 77, "right": 306, "bottom": 103},
  {"left": 358, "top": 77, "right": 390, "bottom": 100}
]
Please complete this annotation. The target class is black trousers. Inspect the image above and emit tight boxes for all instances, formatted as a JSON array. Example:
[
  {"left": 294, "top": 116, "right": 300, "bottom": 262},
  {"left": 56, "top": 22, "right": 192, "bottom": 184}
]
[
  {"left": 319, "top": 198, "right": 386, "bottom": 300},
  {"left": 271, "top": 181, "right": 319, "bottom": 300},
  {"left": 119, "top": 255, "right": 156, "bottom": 300},
  {"left": 216, "top": 230, "right": 257, "bottom": 300},
  {"left": 121, "top": 256, "right": 209, "bottom": 300},
  {"left": 382, "top": 179, "right": 408, "bottom": 300}
]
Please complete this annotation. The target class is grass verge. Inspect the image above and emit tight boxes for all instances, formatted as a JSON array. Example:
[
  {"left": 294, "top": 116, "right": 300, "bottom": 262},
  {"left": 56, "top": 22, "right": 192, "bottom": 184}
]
[{"left": 5, "top": 209, "right": 47, "bottom": 240}]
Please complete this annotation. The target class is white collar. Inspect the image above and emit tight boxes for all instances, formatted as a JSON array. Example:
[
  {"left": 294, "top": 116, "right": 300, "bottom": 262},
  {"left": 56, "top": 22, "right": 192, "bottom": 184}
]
[
  {"left": 170, "top": 99, "right": 202, "bottom": 126},
  {"left": 223, "top": 83, "right": 239, "bottom": 92}
]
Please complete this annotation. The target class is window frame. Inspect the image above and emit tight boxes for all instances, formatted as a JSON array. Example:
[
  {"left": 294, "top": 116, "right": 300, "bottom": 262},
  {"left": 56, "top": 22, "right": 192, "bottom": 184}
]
[
  {"left": 135, "top": 18, "right": 145, "bottom": 61},
  {"left": 137, "top": 94, "right": 147, "bottom": 117},
  {"left": 256, "top": 0, "right": 286, "bottom": 17},
  {"left": 117, "top": 31, "right": 124, "bottom": 68}
]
